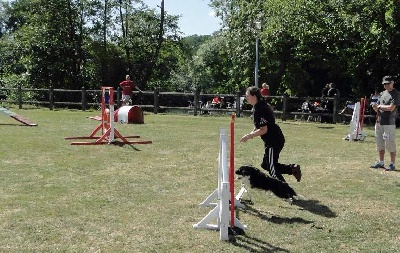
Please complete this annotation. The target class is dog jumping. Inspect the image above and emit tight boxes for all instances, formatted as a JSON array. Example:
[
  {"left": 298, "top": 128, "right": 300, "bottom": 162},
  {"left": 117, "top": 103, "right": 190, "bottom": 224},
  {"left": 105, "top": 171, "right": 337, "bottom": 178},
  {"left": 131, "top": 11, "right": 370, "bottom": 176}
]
[{"left": 235, "top": 165, "right": 297, "bottom": 202}]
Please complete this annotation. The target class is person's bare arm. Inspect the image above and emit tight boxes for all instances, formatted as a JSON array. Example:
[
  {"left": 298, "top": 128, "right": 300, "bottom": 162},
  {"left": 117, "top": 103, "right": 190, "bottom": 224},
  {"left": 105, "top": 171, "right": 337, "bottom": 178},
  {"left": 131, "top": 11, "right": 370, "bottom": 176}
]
[{"left": 240, "top": 125, "right": 268, "bottom": 143}]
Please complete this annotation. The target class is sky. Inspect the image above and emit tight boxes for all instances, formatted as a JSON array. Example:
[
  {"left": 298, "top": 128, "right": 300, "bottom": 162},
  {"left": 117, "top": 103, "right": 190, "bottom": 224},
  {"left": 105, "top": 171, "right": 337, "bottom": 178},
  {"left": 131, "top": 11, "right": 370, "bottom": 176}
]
[
  {"left": 5, "top": 0, "right": 221, "bottom": 36},
  {"left": 142, "top": 0, "right": 222, "bottom": 36}
]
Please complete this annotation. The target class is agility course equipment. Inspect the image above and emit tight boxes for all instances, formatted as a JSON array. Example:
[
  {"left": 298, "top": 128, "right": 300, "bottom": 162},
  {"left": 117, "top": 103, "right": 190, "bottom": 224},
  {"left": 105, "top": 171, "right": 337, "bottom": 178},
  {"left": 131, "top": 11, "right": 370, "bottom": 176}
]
[
  {"left": 0, "top": 107, "right": 37, "bottom": 126},
  {"left": 193, "top": 114, "right": 247, "bottom": 241},
  {"left": 117, "top": 105, "right": 144, "bottom": 124},
  {"left": 65, "top": 87, "right": 152, "bottom": 145},
  {"left": 344, "top": 97, "right": 366, "bottom": 141},
  {"left": 89, "top": 105, "right": 144, "bottom": 124}
]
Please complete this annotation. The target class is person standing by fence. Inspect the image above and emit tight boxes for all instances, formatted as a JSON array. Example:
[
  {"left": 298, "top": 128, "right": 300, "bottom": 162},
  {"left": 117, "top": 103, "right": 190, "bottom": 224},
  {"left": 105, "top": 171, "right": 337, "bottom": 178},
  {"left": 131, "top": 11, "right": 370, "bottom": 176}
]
[
  {"left": 322, "top": 83, "right": 330, "bottom": 97},
  {"left": 370, "top": 76, "right": 400, "bottom": 171},
  {"left": 240, "top": 86, "right": 302, "bottom": 182},
  {"left": 119, "top": 75, "right": 142, "bottom": 106},
  {"left": 370, "top": 88, "right": 380, "bottom": 106},
  {"left": 326, "top": 83, "right": 339, "bottom": 111}
]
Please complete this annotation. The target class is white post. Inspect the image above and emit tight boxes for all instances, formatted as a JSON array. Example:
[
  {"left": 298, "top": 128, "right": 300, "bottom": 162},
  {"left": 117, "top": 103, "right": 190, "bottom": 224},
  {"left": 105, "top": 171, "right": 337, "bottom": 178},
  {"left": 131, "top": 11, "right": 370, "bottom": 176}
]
[
  {"left": 348, "top": 102, "right": 359, "bottom": 141},
  {"left": 255, "top": 37, "right": 259, "bottom": 88},
  {"left": 219, "top": 182, "right": 230, "bottom": 240},
  {"left": 346, "top": 101, "right": 366, "bottom": 141},
  {"left": 254, "top": 21, "right": 261, "bottom": 88}
]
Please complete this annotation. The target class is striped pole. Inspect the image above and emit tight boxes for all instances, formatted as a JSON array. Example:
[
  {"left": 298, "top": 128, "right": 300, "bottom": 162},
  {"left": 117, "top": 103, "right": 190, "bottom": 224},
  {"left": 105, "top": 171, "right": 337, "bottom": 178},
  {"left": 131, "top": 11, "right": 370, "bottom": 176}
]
[
  {"left": 101, "top": 87, "right": 114, "bottom": 142},
  {"left": 230, "top": 113, "right": 236, "bottom": 228},
  {"left": 360, "top": 97, "right": 366, "bottom": 129}
]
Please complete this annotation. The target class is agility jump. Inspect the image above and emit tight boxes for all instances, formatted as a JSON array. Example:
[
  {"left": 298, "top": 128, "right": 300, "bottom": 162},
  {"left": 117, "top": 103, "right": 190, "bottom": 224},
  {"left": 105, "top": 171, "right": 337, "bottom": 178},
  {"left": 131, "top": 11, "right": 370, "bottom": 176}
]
[
  {"left": 193, "top": 115, "right": 247, "bottom": 241},
  {"left": 65, "top": 87, "right": 151, "bottom": 145}
]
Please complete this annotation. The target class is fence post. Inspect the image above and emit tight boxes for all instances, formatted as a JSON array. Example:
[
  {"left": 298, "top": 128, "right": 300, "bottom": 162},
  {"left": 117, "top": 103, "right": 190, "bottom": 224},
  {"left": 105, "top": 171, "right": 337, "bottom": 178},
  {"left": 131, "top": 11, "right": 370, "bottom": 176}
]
[
  {"left": 154, "top": 88, "right": 159, "bottom": 114},
  {"left": 81, "top": 86, "right": 87, "bottom": 111},
  {"left": 194, "top": 90, "right": 198, "bottom": 116},
  {"left": 281, "top": 94, "right": 288, "bottom": 121},
  {"left": 49, "top": 85, "right": 54, "bottom": 110},
  {"left": 18, "top": 84, "right": 23, "bottom": 109},
  {"left": 332, "top": 95, "right": 338, "bottom": 124},
  {"left": 117, "top": 87, "right": 121, "bottom": 107},
  {"left": 236, "top": 92, "right": 241, "bottom": 117}
]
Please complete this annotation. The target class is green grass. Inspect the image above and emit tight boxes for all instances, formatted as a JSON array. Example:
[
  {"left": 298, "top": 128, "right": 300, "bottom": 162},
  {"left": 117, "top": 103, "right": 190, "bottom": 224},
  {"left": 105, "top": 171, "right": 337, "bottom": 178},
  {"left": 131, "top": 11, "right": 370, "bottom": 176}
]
[{"left": 0, "top": 108, "right": 399, "bottom": 252}]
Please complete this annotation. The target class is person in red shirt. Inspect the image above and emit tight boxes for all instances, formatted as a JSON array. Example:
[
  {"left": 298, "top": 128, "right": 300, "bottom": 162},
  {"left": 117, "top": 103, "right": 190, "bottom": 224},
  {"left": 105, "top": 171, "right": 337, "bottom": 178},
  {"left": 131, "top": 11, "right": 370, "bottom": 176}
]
[
  {"left": 119, "top": 75, "right": 142, "bottom": 105},
  {"left": 260, "top": 83, "right": 270, "bottom": 97},
  {"left": 212, "top": 95, "right": 221, "bottom": 104}
]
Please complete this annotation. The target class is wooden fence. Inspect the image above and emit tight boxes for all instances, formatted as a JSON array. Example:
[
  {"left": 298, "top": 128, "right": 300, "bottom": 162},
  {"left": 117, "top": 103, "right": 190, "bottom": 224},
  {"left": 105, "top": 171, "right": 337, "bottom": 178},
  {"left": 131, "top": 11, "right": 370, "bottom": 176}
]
[{"left": 0, "top": 86, "right": 352, "bottom": 123}]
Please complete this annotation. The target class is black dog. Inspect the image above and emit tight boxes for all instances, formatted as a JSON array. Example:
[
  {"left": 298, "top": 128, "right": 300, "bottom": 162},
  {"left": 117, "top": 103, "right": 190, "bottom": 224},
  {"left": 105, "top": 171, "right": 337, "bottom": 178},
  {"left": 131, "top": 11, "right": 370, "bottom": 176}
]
[{"left": 235, "top": 165, "right": 297, "bottom": 201}]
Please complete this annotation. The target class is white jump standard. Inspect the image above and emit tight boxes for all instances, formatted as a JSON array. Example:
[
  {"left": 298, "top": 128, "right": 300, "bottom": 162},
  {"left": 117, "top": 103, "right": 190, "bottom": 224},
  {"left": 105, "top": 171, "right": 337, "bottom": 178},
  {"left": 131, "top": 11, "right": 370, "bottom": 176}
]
[
  {"left": 344, "top": 97, "right": 366, "bottom": 141},
  {"left": 193, "top": 127, "right": 247, "bottom": 241}
]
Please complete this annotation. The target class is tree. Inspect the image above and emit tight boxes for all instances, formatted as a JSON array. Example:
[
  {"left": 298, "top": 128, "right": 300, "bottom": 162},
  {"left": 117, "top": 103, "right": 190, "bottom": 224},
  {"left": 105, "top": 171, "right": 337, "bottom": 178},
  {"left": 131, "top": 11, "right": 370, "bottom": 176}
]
[
  {"left": 210, "top": 0, "right": 400, "bottom": 96},
  {"left": 107, "top": 0, "right": 181, "bottom": 89},
  {"left": 0, "top": 0, "right": 183, "bottom": 93},
  {"left": 3, "top": 0, "right": 88, "bottom": 90}
]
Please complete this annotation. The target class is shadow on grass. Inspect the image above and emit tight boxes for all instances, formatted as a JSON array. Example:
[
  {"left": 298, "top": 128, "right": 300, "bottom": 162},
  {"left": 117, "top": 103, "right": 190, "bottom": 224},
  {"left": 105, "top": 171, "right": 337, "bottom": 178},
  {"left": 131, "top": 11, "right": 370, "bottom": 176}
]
[
  {"left": 292, "top": 199, "right": 337, "bottom": 218},
  {"left": 0, "top": 123, "right": 35, "bottom": 127},
  {"left": 111, "top": 142, "right": 142, "bottom": 151},
  {"left": 230, "top": 233, "right": 290, "bottom": 253},
  {"left": 0, "top": 123, "right": 20, "bottom": 126},
  {"left": 229, "top": 199, "right": 336, "bottom": 252},
  {"left": 239, "top": 203, "right": 314, "bottom": 225},
  {"left": 125, "top": 145, "right": 142, "bottom": 151},
  {"left": 316, "top": 126, "right": 335, "bottom": 129}
]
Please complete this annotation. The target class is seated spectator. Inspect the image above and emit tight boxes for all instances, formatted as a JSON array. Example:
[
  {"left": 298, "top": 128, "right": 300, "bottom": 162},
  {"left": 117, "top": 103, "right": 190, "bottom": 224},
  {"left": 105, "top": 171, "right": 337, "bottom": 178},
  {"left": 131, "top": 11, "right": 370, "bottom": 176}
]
[
  {"left": 260, "top": 83, "right": 270, "bottom": 97},
  {"left": 313, "top": 101, "right": 327, "bottom": 112},
  {"left": 212, "top": 94, "right": 221, "bottom": 105},
  {"left": 339, "top": 101, "right": 355, "bottom": 115},
  {"left": 219, "top": 97, "right": 227, "bottom": 109}
]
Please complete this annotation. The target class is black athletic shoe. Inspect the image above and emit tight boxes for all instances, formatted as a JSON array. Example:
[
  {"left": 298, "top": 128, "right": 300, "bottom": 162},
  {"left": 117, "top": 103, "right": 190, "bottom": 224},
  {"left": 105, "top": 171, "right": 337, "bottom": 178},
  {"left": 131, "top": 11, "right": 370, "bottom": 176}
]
[{"left": 291, "top": 164, "right": 302, "bottom": 182}]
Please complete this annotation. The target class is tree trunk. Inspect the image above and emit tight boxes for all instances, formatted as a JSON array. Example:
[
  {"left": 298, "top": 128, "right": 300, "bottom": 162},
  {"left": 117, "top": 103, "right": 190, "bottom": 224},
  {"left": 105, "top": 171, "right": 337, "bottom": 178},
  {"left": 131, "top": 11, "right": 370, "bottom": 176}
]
[{"left": 118, "top": 0, "right": 132, "bottom": 73}]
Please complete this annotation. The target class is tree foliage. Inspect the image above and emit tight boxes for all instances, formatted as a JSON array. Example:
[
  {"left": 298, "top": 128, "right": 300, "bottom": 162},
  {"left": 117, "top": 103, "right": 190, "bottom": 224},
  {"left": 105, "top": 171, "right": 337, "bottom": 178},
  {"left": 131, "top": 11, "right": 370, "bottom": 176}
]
[
  {"left": 0, "top": 0, "right": 182, "bottom": 92},
  {"left": 210, "top": 0, "right": 400, "bottom": 97},
  {"left": 0, "top": 0, "right": 399, "bottom": 98}
]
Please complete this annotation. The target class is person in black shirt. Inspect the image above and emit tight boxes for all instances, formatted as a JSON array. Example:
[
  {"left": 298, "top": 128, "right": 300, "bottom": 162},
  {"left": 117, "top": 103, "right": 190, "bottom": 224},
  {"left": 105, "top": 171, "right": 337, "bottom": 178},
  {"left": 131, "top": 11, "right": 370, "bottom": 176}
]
[{"left": 240, "top": 87, "right": 302, "bottom": 182}]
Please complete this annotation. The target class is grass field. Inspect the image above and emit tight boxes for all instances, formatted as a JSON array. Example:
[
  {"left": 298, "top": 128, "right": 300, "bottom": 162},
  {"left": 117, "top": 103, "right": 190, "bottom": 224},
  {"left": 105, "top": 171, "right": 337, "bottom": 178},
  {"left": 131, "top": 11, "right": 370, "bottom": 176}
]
[{"left": 0, "top": 108, "right": 399, "bottom": 252}]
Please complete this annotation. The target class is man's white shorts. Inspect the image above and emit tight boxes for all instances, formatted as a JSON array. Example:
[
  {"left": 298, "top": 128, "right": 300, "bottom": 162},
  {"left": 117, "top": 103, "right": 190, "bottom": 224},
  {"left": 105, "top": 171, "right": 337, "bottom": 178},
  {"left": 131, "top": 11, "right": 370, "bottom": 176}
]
[{"left": 375, "top": 124, "right": 397, "bottom": 152}]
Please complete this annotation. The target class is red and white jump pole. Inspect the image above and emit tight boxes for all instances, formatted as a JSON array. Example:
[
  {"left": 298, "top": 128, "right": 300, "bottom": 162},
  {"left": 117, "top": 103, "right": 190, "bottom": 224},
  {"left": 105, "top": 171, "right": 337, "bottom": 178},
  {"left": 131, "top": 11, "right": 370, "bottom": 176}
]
[{"left": 229, "top": 114, "right": 235, "bottom": 229}]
